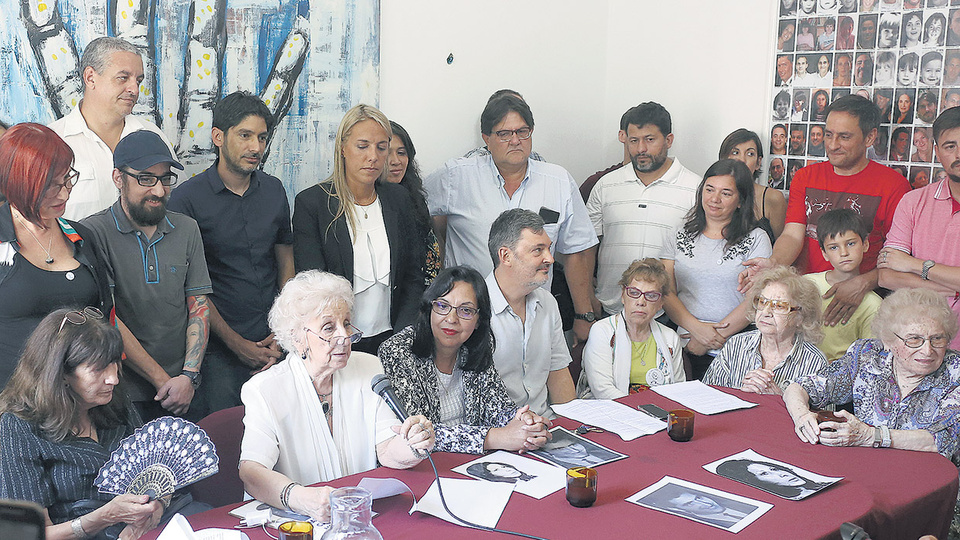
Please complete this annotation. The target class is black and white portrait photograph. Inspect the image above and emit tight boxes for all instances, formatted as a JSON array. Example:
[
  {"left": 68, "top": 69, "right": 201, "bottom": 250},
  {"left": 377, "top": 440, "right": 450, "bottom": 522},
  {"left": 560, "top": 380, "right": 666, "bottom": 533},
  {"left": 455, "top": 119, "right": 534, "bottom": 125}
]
[
  {"left": 452, "top": 450, "right": 565, "bottom": 500},
  {"left": 529, "top": 427, "right": 628, "bottom": 469},
  {"left": 703, "top": 449, "right": 843, "bottom": 501},
  {"left": 627, "top": 476, "right": 772, "bottom": 534}
]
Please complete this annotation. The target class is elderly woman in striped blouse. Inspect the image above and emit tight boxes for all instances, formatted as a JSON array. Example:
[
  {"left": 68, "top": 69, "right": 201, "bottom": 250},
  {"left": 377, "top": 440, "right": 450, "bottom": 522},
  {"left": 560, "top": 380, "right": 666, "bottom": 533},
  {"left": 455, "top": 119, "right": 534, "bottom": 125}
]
[{"left": 703, "top": 266, "right": 826, "bottom": 394}]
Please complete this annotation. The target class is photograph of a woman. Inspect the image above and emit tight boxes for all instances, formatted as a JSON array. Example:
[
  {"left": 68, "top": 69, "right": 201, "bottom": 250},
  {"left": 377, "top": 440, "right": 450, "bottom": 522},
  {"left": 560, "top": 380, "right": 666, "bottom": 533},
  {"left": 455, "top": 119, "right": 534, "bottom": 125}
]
[
  {"left": 704, "top": 449, "right": 842, "bottom": 501},
  {"left": 465, "top": 461, "right": 536, "bottom": 484}
]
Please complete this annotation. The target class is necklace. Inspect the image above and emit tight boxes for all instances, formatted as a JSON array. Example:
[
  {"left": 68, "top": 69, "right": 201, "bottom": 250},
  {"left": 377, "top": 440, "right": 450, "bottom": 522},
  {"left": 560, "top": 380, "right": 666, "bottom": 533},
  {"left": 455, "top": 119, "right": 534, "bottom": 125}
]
[{"left": 16, "top": 216, "right": 55, "bottom": 264}]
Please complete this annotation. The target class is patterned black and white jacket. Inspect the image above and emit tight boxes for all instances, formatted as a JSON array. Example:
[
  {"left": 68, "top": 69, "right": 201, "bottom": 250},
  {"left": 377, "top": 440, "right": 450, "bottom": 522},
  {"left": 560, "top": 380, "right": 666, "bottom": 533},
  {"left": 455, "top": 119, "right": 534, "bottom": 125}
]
[{"left": 378, "top": 327, "right": 517, "bottom": 454}]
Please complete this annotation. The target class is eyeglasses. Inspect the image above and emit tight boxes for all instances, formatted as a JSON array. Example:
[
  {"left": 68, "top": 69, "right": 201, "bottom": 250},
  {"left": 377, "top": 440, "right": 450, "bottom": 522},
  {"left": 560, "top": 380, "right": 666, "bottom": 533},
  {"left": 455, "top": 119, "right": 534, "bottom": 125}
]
[
  {"left": 753, "top": 295, "right": 801, "bottom": 315},
  {"left": 58, "top": 306, "right": 104, "bottom": 334},
  {"left": 46, "top": 168, "right": 80, "bottom": 196},
  {"left": 893, "top": 333, "right": 949, "bottom": 349},
  {"left": 305, "top": 324, "right": 363, "bottom": 347},
  {"left": 120, "top": 169, "right": 178, "bottom": 187},
  {"left": 431, "top": 299, "right": 479, "bottom": 320},
  {"left": 623, "top": 287, "right": 663, "bottom": 302},
  {"left": 494, "top": 127, "right": 533, "bottom": 143}
]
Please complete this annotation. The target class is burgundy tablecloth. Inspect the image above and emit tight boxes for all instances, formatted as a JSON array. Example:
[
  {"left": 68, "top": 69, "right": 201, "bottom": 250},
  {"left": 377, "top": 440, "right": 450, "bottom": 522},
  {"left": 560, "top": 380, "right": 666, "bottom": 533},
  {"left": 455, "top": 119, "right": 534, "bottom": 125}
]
[{"left": 144, "top": 390, "right": 958, "bottom": 540}]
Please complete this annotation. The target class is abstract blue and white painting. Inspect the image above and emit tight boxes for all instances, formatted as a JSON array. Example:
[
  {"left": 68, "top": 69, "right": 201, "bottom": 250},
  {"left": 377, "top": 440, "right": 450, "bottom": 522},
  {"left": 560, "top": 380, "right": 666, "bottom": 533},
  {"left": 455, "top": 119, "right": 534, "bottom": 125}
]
[{"left": 0, "top": 0, "right": 380, "bottom": 198}]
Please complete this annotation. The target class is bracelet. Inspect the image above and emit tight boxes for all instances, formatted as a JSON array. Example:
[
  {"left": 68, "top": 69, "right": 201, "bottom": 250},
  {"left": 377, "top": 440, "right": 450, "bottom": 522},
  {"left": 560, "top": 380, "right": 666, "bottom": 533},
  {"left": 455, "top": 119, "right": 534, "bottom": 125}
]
[
  {"left": 279, "top": 481, "right": 301, "bottom": 512},
  {"left": 71, "top": 516, "right": 89, "bottom": 539}
]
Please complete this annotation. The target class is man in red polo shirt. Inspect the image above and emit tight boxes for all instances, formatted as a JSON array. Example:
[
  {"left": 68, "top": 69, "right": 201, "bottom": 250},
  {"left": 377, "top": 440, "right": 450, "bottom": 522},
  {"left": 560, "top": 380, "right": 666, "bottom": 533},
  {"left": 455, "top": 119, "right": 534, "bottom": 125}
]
[
  {"left": 879, "top": 106, "right": 960, "bottom": 350},
  {"left": 741, "top": 95, "right": 910, "bottom": 325}
]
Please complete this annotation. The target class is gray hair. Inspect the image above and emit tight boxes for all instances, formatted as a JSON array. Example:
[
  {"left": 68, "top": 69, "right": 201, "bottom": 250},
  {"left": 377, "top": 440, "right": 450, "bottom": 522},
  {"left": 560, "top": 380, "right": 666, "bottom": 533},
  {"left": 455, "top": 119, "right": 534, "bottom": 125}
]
[
  {"left": 487, "top": 208, "right": 545, "bottom": 268},
  {"left": 80, "top": 37, "right": 140, "bottom": 86},
  {"left": 268, "top": 270, "right": 355, "bottom": 353},
  {"left": 873, "top": 288, "right": 959, "bottom": 344}
]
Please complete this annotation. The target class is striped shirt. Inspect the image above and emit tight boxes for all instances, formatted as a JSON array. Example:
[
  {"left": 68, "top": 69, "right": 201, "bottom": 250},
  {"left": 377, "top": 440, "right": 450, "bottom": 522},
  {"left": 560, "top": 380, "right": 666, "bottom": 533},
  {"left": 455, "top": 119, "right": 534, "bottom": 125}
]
[
  {"left": 703, "top": 330, "right": 827, "bottom": 392},
  {"left": 0, "top": 412, "right": 135, "bottom": 524},
  {"left": 586, "top": 159, "right": 700, "bottom": 313}
]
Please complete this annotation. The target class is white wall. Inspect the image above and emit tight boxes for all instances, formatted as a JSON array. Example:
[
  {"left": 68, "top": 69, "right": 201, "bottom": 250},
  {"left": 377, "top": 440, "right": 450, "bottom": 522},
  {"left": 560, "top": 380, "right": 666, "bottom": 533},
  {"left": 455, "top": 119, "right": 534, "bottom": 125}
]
[{"left": 381, "top": 0, "right": 778, "bottom": 182}]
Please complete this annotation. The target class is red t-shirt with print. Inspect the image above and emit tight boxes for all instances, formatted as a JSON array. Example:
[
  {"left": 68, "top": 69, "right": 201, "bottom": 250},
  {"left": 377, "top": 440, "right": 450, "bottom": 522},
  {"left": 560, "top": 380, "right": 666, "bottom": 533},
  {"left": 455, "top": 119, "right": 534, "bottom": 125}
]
[{"left": 785, "top": 160, "right": 910, "bottom": 273}]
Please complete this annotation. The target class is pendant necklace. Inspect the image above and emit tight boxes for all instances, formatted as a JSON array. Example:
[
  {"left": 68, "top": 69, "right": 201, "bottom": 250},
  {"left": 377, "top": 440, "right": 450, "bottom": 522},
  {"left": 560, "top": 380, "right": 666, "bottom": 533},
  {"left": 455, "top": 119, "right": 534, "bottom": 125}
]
[
  {"left": 17, "top": 216, "right": 54, "bottom": 264},
  {"left": 317, "top": 390, "right": 332, "bottom": 415}
]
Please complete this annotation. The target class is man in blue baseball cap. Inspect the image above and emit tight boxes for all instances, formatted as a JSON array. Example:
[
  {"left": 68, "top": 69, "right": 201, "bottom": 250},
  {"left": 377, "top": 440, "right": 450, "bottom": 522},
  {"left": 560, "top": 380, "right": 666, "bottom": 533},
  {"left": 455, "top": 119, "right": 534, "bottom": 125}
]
[{"left": 82, "top": 129, "right": 213, "bottom": 421}]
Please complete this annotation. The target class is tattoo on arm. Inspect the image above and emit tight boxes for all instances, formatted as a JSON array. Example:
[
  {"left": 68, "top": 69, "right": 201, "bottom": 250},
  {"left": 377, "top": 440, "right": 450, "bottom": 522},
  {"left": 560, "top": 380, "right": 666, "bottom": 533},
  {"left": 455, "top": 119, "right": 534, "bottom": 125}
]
[{"left": 184, "top": 295, "right": 210, "bottom": 371}]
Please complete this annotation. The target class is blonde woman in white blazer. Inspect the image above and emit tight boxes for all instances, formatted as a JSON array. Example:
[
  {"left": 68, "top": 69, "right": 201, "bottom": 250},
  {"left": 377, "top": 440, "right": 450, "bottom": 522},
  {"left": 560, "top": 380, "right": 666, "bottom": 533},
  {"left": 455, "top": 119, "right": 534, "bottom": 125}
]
[{"left": 578, "top": 259, "right": 685, "bottom": 399}]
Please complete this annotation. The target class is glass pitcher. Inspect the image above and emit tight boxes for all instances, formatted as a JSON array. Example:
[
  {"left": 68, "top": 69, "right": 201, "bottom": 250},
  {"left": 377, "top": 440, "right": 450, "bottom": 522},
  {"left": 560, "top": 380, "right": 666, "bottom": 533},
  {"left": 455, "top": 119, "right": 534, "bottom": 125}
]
[{"left": 320, "top": 486, "right": 383, "bottom": 540}]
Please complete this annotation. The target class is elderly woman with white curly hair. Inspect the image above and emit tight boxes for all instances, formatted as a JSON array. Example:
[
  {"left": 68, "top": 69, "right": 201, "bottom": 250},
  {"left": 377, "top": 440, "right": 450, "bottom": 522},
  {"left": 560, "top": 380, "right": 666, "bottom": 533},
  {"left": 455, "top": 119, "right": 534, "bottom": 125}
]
[
  {"left": 238, "top": 270, "right": 435, "bottom": 522},
  {"left": 785, "top": 288, "right": 960, "bottom": 455}
]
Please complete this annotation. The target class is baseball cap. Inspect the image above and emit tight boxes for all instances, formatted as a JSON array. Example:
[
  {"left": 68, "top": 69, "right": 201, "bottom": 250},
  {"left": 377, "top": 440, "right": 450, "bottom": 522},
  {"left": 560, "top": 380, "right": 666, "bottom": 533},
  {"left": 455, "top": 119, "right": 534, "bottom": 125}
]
[{"left": 113, "top": 130, "right": 183, "bottom": 171}]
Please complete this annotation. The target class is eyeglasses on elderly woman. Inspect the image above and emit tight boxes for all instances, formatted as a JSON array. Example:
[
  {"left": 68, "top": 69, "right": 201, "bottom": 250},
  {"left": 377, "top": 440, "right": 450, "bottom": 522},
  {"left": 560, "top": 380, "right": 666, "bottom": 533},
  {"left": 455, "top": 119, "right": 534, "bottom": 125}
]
[
  {"left": 893, "top": 333, "right": 948, "bottom": 349},
  {"left": 305, "top": 324, "right": 363, "bottom": 347},
  {"left": 753, "top": 295, "right": 801, "bottom": 315},
  {"left": 623, "top": 287, "right": 662, "bottom": 302}
]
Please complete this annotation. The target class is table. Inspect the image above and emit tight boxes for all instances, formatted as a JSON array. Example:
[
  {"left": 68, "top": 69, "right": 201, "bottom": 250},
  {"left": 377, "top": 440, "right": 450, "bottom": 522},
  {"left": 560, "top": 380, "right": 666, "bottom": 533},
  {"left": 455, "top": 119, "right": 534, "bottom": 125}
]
[{"left": 145, "top": 390, "right": 958, "bottom": 540}]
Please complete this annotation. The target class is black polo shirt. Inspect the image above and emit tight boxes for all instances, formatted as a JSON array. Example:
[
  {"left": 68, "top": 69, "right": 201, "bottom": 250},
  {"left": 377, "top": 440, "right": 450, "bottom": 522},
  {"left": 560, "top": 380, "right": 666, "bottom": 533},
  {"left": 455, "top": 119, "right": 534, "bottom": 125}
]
[{"left": 168, "top": 162, "right": 292, "bottom": 341}]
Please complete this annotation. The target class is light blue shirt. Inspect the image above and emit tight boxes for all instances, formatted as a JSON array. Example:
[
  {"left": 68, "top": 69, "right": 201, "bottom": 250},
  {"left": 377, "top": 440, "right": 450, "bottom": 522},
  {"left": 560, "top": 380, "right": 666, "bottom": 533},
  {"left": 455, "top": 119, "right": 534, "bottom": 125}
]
[
  {"left": 425, "top": 154, "right": 598, "bottom": 283},
  {"left": 485, "top": 271, "right": 571, "bottom": 419}
]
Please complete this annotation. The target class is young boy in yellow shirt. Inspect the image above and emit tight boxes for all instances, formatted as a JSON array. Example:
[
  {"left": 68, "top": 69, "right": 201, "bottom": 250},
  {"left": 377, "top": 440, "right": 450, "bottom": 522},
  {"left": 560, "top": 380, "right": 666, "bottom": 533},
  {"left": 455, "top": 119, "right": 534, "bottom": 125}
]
[{"left": 805, "top": 208, "right": 882, "bottom": 362}]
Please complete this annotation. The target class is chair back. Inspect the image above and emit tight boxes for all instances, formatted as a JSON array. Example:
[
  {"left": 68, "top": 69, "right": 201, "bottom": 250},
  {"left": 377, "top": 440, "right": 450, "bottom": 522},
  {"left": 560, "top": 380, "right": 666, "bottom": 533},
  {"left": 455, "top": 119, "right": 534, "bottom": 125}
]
[{"left": 191, "top": 406, "right": 245, "bottom": 507}]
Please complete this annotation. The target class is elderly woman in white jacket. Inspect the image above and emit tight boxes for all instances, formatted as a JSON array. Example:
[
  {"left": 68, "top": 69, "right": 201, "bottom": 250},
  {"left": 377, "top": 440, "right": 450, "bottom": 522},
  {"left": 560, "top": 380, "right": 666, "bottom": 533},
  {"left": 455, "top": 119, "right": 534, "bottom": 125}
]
[{"left": 578, "top": 259, "right": 685, "bottom": 399}]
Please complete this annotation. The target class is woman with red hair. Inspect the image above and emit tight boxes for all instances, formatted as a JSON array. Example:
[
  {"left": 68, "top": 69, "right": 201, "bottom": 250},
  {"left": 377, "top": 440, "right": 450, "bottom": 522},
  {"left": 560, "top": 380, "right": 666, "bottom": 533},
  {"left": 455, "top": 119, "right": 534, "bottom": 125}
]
[{"left": 0, "top": 123, "right": 112, "bottom": 387}]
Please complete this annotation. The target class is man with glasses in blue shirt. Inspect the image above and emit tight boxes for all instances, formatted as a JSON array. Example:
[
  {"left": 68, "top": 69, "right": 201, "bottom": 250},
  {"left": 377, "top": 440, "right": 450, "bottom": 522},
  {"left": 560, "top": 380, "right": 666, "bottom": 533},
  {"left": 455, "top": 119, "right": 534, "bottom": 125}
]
[
  {"left": 82, "top": 130, "right": 212, "bottom": 421},
  {"left": 425, "top": 93, "right": 598, "bottom": 343}
]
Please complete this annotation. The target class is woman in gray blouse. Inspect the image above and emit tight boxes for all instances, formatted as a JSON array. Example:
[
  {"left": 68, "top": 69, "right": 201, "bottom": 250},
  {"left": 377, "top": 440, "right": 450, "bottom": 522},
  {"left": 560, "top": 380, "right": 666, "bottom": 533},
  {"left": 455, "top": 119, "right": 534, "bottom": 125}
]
[{"left": 661, "top": 159, "right": 772, "bottom": 380}]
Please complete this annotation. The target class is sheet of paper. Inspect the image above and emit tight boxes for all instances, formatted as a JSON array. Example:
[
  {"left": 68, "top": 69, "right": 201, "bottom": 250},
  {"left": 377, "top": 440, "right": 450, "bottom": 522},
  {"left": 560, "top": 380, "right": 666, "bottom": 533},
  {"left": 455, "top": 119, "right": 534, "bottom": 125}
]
[
  {"left": 626, "top": 476, "right": 773, "bottom": 534},
  {"left": 552, "top": 399, "right": 666, "bottom": 440},
  {"left": 357, "top": 477, "right": 416, "bottom": 501},
  {"left": 650, "top": 380, "right": 758, "bottom": 415},
  {"left": 451, "top": 450, "right": 565, "bottom": 499},
  {"left": 412, "top": 477, "right": 513, "bottom": 529},
  {"left": 196, "top": 529, "right": 249, "bottom": 540},
  {"left": 156, "top": 514, "right": 197, "bottom": 540}
]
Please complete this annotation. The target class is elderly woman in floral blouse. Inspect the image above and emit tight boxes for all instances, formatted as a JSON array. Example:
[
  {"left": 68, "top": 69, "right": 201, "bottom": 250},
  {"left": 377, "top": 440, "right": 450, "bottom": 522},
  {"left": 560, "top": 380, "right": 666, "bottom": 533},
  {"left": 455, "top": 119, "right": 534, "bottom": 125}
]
[
  {"left": 785, "top": 288, "right": 960, "bottom": 455},
  {"left": 378, "top": 266, "right": 551, "bottom": 454}
]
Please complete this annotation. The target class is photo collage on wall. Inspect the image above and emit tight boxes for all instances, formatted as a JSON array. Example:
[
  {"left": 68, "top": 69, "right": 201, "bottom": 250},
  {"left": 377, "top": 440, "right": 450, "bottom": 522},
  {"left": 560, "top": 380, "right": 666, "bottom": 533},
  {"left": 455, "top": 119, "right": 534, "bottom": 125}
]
[{"left": 773, "top": 0, "right": 960, "bottom": 191}]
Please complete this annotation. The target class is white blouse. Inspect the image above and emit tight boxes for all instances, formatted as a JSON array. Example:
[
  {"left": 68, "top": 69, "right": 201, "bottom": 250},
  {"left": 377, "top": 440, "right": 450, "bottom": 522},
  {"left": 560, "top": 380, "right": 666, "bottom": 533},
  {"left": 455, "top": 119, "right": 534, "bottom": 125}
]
[
  {"left": 239, "top": 352, "right": 399, "bottom": 489},
  {"left": 349, "top": 198, "right": 391, "bottom": 336}
]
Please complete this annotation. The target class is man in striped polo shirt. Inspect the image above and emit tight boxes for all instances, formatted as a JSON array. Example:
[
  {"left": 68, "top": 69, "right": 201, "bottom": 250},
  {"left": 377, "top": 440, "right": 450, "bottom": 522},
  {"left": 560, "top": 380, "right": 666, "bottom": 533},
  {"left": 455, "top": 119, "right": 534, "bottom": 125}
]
[{"left": 586, "top": 102, "right": 700, "bottom": 315}]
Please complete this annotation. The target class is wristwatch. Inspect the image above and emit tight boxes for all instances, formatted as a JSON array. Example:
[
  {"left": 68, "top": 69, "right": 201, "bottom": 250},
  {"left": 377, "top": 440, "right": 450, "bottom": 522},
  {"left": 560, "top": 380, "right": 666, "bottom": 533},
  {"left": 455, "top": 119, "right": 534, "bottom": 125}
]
[
  {"left": 872, "top": 424, "right": 891, "bottom": 448},
  {"left": 921, "top": 260, "right": 936, "bottom": 280},
  {"left": 180, "top": 369, "right": 202, "bottom": 389},
  {"left": 574, "top": 312, "right": 597, "bottom": 323}
]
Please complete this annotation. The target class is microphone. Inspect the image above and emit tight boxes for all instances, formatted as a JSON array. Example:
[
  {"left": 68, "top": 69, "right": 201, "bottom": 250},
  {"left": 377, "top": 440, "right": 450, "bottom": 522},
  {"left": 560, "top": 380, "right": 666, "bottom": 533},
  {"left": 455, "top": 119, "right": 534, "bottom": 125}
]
[{"left": 371, "top": 374, "right": 409, "bottom": 421}]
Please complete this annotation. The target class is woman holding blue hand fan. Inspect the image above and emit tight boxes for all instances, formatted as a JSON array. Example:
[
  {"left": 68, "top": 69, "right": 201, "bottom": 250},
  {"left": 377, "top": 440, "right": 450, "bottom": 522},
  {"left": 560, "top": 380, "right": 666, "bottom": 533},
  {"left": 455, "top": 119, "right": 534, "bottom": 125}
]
[{"left": 0, "top": 308, "right": 163, "bottom": 540}]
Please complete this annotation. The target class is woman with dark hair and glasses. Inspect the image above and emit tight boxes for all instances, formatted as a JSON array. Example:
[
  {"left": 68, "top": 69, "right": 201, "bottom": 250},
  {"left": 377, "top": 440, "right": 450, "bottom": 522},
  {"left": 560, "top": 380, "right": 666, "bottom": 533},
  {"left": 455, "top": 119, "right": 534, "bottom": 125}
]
[
  {"left": 239, "top": 270, "right": 434, "bottom": 523},
  {"left": 704, "top": 266, "right": 826, "bottom": 394},
  {"left": 578, "top": 258, "right": 684, "bottom": 399},
  {"left": 0, "top": 308, "right": 164, "bottom": 540},
  {"left": 378, "top": 265, "right": 551, "bottom": 454},
  {"left": 0, "top": 124, "right": 112, "bottom": 388},
  {"left": 661, "top": 159, "right": 772, "bottom": 380}
]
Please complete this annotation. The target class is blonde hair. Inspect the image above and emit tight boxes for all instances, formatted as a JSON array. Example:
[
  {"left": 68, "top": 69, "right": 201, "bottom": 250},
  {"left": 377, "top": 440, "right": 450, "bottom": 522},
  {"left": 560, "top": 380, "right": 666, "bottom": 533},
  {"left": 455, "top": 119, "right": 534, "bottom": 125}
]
[
  {"left": 873, "top": 288, "right": 959, "bottom": 344},
  {"left": 748, "top": 266, "right": 824, "bottom": 344},
  {"left": 324, "top": 104, "right": 393, "bottom": 236}
]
